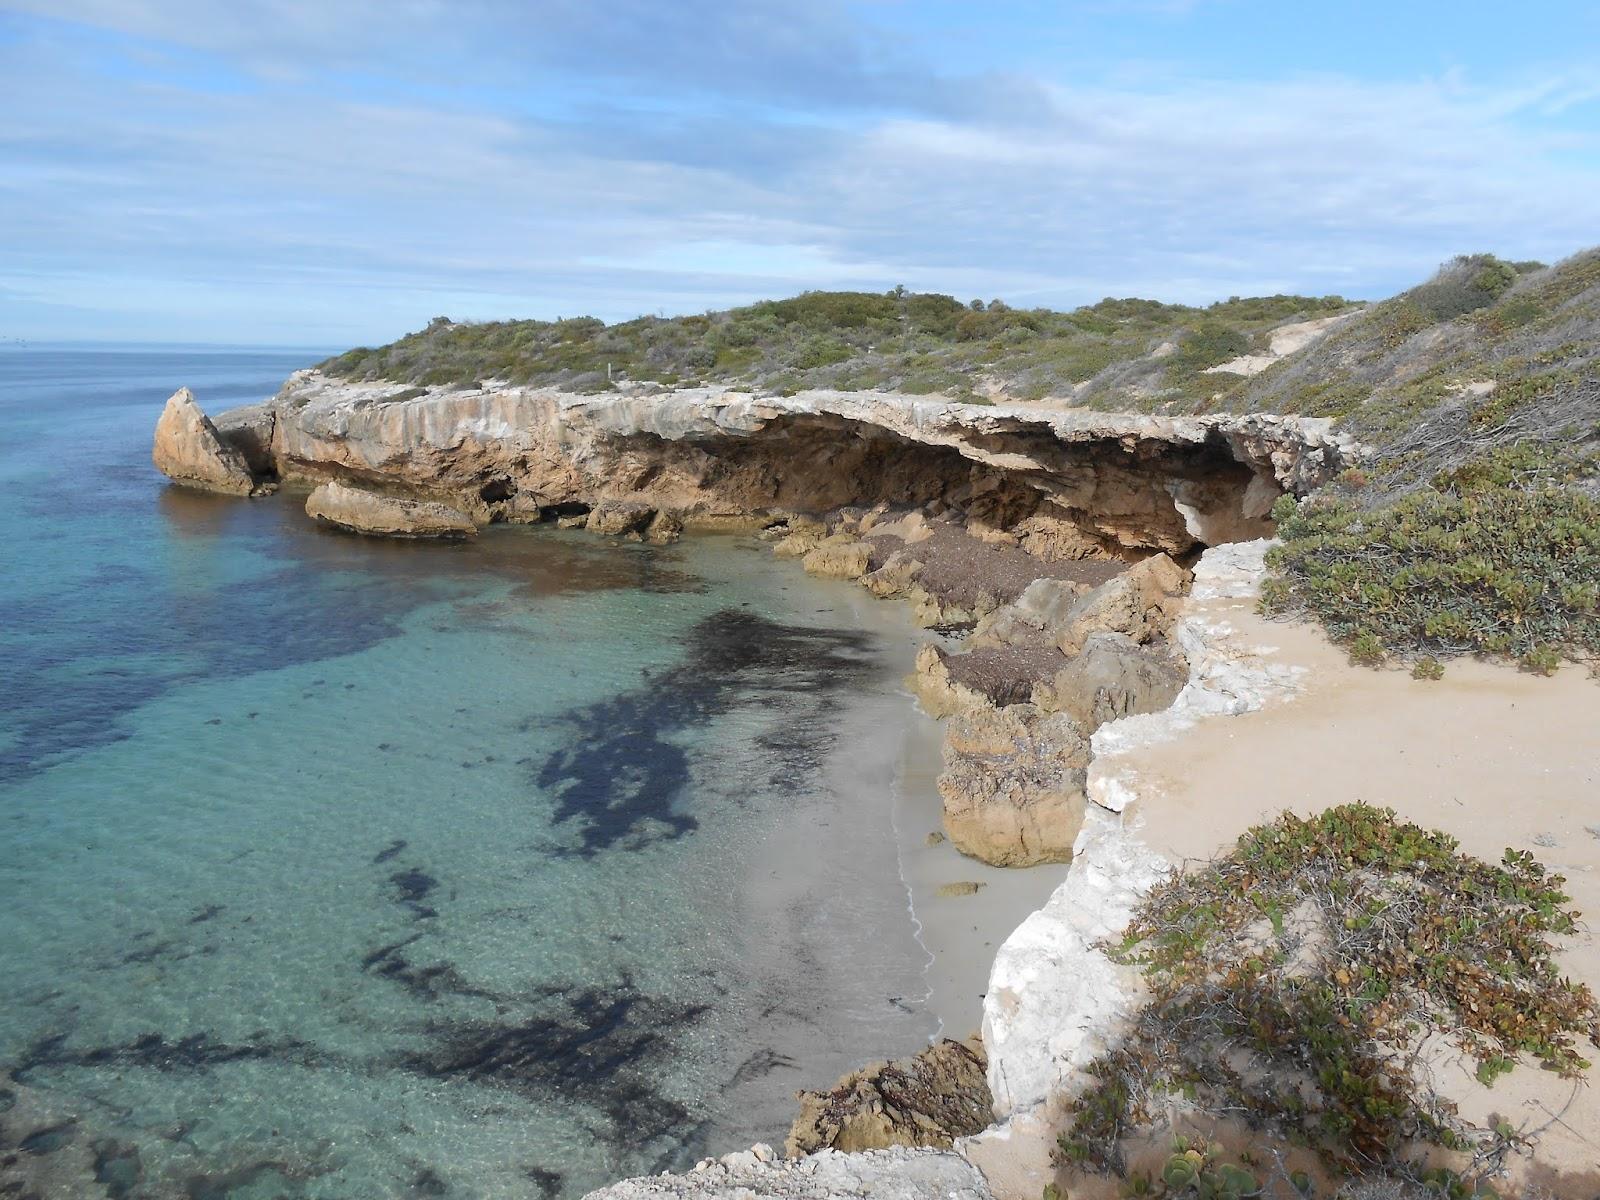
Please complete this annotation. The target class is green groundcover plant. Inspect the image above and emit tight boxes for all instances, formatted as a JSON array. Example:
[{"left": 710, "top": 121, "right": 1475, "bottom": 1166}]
[
  {"left": 1058, "top": 805, "right": 1600, "bottom": 1188},
  {"left": 1260, "top": 455, "right": 1600, "bottom": 673}
]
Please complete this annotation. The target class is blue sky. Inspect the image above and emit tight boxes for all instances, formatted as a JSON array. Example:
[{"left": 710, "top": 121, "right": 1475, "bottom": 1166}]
[{"left": 2, "top": 1, "right": 1598, "bottom": 346}]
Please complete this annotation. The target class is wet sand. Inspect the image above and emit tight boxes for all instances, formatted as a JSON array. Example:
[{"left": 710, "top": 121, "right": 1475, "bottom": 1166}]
[{"left": 715, "top": 559, "right": 1069, "bottom": 1152}]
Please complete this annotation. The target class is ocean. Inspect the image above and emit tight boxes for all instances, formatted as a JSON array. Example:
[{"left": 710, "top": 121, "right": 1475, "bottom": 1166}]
[{"left": 0, "top": 348, "right": 945, "bottom": 1198}]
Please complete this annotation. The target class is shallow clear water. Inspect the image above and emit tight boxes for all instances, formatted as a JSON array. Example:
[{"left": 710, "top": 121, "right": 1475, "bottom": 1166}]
[{"left": 0, "top": 349, "right": 939, "bottom": 1198}]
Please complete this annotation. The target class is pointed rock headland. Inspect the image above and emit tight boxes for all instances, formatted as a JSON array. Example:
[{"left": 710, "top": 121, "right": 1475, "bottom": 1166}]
[{"left": 151, "top": 387, "right": 273, "bottom": 496}]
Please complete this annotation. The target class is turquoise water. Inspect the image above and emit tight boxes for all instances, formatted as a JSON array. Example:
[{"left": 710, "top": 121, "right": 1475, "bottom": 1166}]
[{"left": 0, "top": 350, "right": 938, "bottom": 1197}]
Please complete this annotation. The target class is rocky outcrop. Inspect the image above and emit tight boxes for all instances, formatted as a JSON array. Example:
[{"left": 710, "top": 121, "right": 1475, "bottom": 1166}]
[
  {"left": 1051, "top": 552, "right": 1191, "bottom": 655},
  {"left": 585, "top": 499, "right": 657, "bottom": 537},
  {"left": 152, "top": 387, "right": 274, "bottom": 496},
  {"left": 970, "top": 577, "right": 1089, "bottom": 648},
  {"left": 982, "top": 807, "right": 1169, "bottom": 1118},
  {"left": 1032, "top": 633, "right": 1187, "bottom": 731},
  {"left": 203, "top": 372, "right": 1358, "bottom": 559},
  {"left": 983, "top": 540, "right": 1307, "bottom": 1121},
  {"left": 580, "top": 1146, "right": 994, "bottom": 1200},
  {"left": 938, "top": 704, "right": 1090, "bottom": 866},
  {"left": 304, "top": 480, "right": 476, "bottom": 539},
  {"left": 786, "top": 1038, "right": 993, "bottom": 1156},
  {"left": 800, "top": 536, "right": 873, "bottom": 580}
]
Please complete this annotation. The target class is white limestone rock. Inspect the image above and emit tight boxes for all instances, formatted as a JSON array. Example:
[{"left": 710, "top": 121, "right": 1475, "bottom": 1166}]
[
  {"left": 580, "top": 1146, "right": 993, "bottom": 1200},
  {"left": 981, "top": 807, "right": 1169, "bottom": 1117}
]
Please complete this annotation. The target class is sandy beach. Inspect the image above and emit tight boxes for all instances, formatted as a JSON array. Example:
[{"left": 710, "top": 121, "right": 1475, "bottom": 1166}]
[{"left": 713, "top": 558, "right": 1069, "bottom": 1152}]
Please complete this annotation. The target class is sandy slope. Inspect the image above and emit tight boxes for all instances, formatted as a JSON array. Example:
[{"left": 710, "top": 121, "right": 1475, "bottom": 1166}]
[{"left": 1122, "top": 583, "right": 1600, "bottom": 1190}]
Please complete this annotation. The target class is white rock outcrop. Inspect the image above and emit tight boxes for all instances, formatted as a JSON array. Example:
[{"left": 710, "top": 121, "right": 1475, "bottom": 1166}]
[
  {"left": 580, "top": 1146, "right": 994, "bottom": 1200},
  {"left": 981, "top": 539, "right": 1305, "bottom": 1120}
]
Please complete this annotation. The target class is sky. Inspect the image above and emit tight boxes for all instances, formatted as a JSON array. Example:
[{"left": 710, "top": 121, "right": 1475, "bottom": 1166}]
[{"left": 2, "top": 1, "right": 1599, "bottom": 346}]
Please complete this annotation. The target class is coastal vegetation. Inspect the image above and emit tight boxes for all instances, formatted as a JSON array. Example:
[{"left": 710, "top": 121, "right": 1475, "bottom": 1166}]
[
  {"left": 318, "top": 248, "right": 1600, "bottom": 672},
  {"left": 1057, "top": 803, "right": 1600, "bottom": 1196},
  {"left": 317, "top": 289, "right": 1351, "bottom": 402}
]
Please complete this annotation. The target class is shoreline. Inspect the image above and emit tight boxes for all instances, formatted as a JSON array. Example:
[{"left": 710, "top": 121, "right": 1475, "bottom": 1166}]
[
  {"left": 152, "top": 378, "right": 1598, "bottom": 1195},
  {"left": 716, "top": 548, "right": 1072, "bottom": 1154}
]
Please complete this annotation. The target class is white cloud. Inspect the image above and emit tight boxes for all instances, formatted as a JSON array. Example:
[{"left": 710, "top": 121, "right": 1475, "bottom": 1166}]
[{"left": 0, "top": 3, "right": 1597, "bottom": 341}]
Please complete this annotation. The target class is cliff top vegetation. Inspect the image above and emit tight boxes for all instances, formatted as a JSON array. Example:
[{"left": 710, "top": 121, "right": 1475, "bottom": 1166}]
[
  {"left": 318, "top": 288, "right": 1353, "bottom": 404},
  {"left": 319, "top": 250, "right": 1600, "bottom": 671}
]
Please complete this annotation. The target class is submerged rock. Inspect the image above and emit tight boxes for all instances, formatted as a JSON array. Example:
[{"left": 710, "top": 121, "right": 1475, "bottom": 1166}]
[
  {"left": 785, "top": 1039, "right": 993, "bottom": 1156},
  {"left": 938, "top": 703, "right": 1090, "bottom": 866},
  {"left": 152, "top": 387, "right": 273, "bottom": 496},
  {"left": 305, "top": 481, "right": 476, "bottom": 540}
]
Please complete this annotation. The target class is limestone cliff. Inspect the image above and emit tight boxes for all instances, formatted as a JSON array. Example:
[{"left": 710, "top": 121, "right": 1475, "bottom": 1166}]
[{"left": 185, "top": 371, "right": 1359, "bottom": 556}]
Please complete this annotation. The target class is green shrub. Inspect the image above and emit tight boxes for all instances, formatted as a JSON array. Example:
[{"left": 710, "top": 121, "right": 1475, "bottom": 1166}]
[
  {"left": 1263, "top": 483, "right": 1600, "bottom": 666},
  {"left": 1059, "top": 804, "right": 1599, "bottom": 1176}
]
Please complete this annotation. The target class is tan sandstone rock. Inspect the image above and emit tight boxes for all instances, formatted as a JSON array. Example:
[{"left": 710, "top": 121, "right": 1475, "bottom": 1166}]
[
  {"left": 938, "top": 703, "right": 1090, "bottom": 866},
  {"left": 801, "top": 536, "right": 872, "bottom": 580},
  {"left": 1033, "top": 631, "right": 1187, "bottom": 731},
  {"left": 863, "top": 550, "right": 926, "bottom": 599},
  {"left": 970, "top": 577, "right": 1091, "bottom": 648},
  {"left": 908, "top": 643, "right": 990, "bottom": 718},
  {"left": 785, "top": 1038, "right": 993, "bottom": 1157},
  {"left": 152, "top": 387, "right": 271, "bottom": 496},
  {"left": 771, "top": 527, "right": 826, "bottom": 559},
  {"left": 1054, "top": 552, "right": 1192, "bottom": 656},
  {"left": 305, "top": 481, "right": 476, "bottom": 539},
  {"left": 585, "top": 499, "right": 657, "bottom": 537}
]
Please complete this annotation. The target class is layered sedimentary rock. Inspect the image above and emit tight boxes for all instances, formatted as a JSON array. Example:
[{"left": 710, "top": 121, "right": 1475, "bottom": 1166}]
[
  {"left": 183, "top": 372, "right": 1357, "bottom": 557},
  {"left": 786, "top": 1038, "right": 993, "bottom": 1156},
  {"left": 151, "top": 387, "right": 274, "bottom": 496},
  {"left": 304, "top": 480, "right": 476, "bottom": 539},
  {"left": 1032, "top": 632, "right": 1187, "bottom": 730},
  {"left": 937, "top": 704, "right": 1091, "bottom": 866}
]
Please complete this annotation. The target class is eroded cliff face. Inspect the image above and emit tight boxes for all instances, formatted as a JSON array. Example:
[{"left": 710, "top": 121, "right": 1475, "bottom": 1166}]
[{"left": 226, "top": 371, "right": 1360, "bottom": 557}]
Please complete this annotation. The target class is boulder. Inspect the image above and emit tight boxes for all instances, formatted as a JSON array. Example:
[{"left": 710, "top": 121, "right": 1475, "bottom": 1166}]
[
  {"left": 152, "top": 387, "right": 271, "bottom": 496},
  {"left": 1053, "top": 553, "right": 1192, "bottom": 656},
  {"left": 863, "top": 550, "right": 926, "bottom": 599},
  {"left": 1033, "top": 632, "right": 1187, "bottom": 731},
  {"left": 644, "top": 509, "right": 685, "bottom": 544},
  {"left": 585, "top": 500, "right": 656, "bottom": 537},
  {"left": 305, "top": 481, "right": 476, "bottom": 539},
  {"left": 938, "top": 704, "right": 1090, "bottom": 866},
  {"left": 907, "top": 643, "right": 990, "bottom": 719},
  {"left": 786, "top": 1039, "right": 993, "bottom": 1157},
  {"left": 970, "top": 577, "right": 1089, "bottom": 648},
  {"left": 771, "top": 527, "right": 826, "bottom": 559},
  {"left": 801, "top": 536, "right": 872, "bottom": 580}
]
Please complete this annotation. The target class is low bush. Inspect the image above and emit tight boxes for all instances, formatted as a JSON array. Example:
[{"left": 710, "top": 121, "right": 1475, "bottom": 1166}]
[
  {"left": 1058, "top": 804, "right": 1599, "bottom": 1182},
  {"left": 1261, "top": 476, "right": 1600, "bottom": 668}
]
